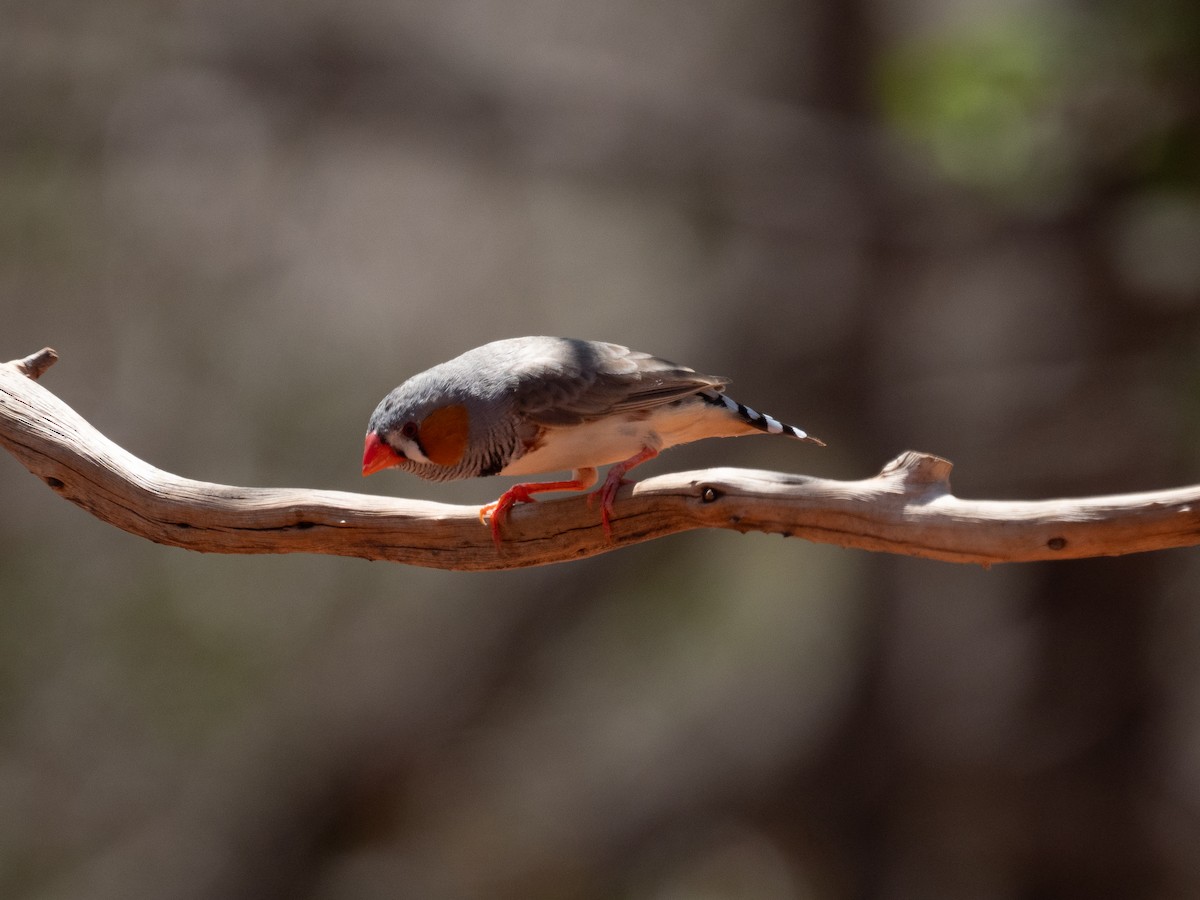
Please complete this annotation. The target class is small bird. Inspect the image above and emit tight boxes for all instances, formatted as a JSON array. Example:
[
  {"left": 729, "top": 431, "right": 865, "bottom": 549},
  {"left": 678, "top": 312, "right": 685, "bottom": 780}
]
[{"left": 362, "top": 336, "right": 823, "bottom": 545}]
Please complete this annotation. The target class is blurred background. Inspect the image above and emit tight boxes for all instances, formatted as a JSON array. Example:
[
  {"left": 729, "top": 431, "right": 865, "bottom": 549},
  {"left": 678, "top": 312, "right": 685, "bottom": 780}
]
[{"left": 2, "top": 0, "right": 1200, "bottom": 897}]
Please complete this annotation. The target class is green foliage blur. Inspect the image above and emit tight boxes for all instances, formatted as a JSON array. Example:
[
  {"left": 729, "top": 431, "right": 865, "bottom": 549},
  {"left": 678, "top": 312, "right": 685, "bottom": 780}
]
[{"left": 880, "top": 2, "right": 1200, "bottom": 207}]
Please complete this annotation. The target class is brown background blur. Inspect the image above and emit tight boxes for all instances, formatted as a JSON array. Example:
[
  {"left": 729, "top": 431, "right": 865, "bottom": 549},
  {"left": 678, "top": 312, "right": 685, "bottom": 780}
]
[{"left": 3, "top": 1, "right": 1200, "bottom": 898}]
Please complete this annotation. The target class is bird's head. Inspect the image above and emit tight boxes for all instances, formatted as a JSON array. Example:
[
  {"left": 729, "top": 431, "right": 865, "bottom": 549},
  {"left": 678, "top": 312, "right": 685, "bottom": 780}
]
[{"left": 363, "top": 397, "right": 471, "bottom": 477}]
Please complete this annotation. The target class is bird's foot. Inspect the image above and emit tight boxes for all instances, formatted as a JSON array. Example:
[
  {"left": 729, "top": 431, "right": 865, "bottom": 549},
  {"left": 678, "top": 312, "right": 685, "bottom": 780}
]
[
  {"left": 587, "top": 446, "right": 659, "bottom": 540},
  {"left": 479, "top": 485, "right": 537, "bottom": 548},
  {"left": 589, "top": 471, "right": 631, "bottom": 540}
]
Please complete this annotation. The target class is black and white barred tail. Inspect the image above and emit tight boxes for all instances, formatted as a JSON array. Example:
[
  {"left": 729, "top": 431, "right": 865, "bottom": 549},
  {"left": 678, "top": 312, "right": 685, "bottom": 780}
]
[{"left": 700, "top": 389, "right": 825, "bottom": 446}]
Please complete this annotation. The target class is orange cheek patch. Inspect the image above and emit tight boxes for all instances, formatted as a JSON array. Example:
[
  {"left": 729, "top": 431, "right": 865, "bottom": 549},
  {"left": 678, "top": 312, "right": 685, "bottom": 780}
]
[{"left": 418, "top": 404, "right": 470, "bottom": 466}]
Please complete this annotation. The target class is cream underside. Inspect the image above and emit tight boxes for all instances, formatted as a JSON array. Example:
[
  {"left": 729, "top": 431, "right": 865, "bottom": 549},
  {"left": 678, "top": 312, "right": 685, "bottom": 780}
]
[{"left": 497, "top": 402, "right": 750, "bottom": 477}]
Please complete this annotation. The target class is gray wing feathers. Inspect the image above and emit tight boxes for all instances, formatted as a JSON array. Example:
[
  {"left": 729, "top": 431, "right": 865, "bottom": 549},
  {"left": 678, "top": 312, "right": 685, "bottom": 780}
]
[{"left": 508, "top": 338, "right": 727, "bottom": 427}]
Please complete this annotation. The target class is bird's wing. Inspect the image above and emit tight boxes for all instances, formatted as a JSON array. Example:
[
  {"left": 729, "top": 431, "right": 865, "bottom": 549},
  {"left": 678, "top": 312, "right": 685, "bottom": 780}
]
[{"left": 509, "top": 339, "right": 728, "bottom": 427}]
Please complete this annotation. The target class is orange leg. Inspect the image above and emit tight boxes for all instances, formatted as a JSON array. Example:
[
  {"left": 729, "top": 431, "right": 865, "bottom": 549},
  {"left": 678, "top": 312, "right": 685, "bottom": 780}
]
[
  {"left": 591, "top": 446, "right": 659, "bottom": 539},
  {"left": 480, "top": 467, "right": 598, "bottom": 547}
]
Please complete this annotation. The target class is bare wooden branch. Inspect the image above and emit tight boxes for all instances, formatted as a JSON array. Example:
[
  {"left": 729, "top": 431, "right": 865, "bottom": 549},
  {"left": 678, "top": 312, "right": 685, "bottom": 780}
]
[{"left": 3, "top": 349, "right": 1199, "bottom": 570}]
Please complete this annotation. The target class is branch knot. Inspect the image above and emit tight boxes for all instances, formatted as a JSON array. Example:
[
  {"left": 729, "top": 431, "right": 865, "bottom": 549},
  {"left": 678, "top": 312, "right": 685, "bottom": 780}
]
[{"left": 10, "top": 348, "right": 58, "bottom": 381}]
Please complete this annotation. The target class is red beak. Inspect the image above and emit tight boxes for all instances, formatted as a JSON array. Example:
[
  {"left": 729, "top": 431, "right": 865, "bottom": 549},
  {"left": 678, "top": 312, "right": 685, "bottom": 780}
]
[{"left": 362, "top": 431, "right": 403, "bottom": 476}]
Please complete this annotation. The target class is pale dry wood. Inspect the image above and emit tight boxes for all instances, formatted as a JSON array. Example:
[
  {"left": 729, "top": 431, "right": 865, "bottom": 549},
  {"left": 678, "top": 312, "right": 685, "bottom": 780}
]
[{"left": 2, "top": 349, "right": 1199, "bottom": 571}]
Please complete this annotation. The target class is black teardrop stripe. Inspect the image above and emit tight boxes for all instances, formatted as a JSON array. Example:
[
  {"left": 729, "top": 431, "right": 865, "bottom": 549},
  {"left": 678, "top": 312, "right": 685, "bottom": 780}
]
[{"left": 698, "top": 389, "right": 820, "bottom": 443}]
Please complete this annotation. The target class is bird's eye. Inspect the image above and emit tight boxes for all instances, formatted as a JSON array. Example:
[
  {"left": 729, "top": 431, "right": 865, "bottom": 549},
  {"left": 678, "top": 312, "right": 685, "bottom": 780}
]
[{"left": 401, "top": 421, "right": 419, "bottom": 440}]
